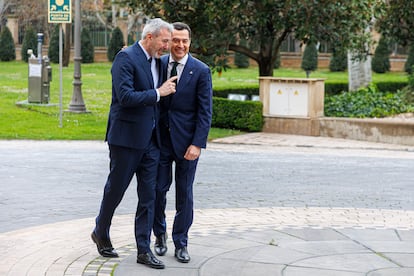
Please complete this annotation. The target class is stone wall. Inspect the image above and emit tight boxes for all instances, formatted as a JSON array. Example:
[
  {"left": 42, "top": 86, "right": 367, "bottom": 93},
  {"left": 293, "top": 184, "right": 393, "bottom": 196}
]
[{"left": 263, "top": 115, "right": 414, "bottom": 146}]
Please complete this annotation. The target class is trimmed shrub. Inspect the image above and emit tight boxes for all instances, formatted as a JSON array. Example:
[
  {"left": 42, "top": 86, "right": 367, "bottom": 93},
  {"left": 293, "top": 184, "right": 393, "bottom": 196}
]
[
  {"left": 234, "top": 40, "right": 250, "bottom": 69},
  {"left": 376, "top": 81, "right": 408, "bottom": 93},
  {"left": 325, "top": 82, "right": 348, "bottom": 96},
  {"left": 212, "top": 97, "right": 263, "bottom": 131},
  {"left": 211, "top": 81, "right": 408, "bottom": 100},
  {"left": 0, "top": 26, "right": 16, "bottom": 61},
  {"left": 21, "top": 27, "right": 38, "bottom": 62},
  {"left": 107, "top": 27, "right": 124, "bottom": 62},
  {"left": 48, "top": 24, "right": 61, "bottom": 63},
  {"left": 404, "top": 44, "right": 414, "bottom": 74},
  {"left": 234, "top": 51, "right": 249, "bottom": 68},
  {"left": 401, "top": 66, "right": 414, "bottom": 104},
  {"left": 329, "top": 49, "right": 347, "bottom": 72},
  {"left": 301, "top": 40, "right": 318, "bottom": 77},
  {"left": 371, "top": 36, "right": 391, "bottom": 73},
  {"left": 81, "top": 28, "right": 94, "bottom": 63},
  {"left": 273, "top": 51, "right": 281, "bottom": 69},
  {"left": 213, "top": 87, "right": 259, "bottom": 98}
]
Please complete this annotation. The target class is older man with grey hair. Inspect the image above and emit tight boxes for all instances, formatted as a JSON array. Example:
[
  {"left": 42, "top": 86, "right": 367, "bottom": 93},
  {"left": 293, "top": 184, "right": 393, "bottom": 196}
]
[{"left": 91, "top": 18, "right": 178, "bottom": 270}]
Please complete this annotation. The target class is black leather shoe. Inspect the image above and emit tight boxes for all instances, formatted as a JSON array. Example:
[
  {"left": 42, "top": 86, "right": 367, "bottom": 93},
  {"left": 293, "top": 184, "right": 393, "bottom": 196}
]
[
  {"left": 137, "top": 251, "right": 165, "bottom": 269},
  {"left": 154, "top": 234, "right": 167, "bottom": 256},
  {"left": 175, "top": 246, "right": 190, "bottom": 263},
  {"left": 91, "top": 232, "right": 119, "bottom": 258}
]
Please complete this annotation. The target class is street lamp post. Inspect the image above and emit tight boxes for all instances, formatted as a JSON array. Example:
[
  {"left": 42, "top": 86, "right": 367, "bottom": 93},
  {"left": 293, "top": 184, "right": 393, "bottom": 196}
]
[{"left": 68, "top": 0, "right": 87, "bottom": 112}]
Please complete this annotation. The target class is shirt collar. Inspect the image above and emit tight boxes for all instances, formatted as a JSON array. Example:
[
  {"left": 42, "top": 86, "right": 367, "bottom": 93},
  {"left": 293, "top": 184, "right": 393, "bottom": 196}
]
[
  {"left": 169, "top": 54, "right": 189, "bottom": 66},
  {"left": 138, "top": 41, "right": 151, "bottom": 61}
]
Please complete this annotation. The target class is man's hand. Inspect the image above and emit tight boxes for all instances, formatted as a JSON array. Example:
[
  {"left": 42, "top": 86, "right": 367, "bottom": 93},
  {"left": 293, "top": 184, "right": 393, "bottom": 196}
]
[
  {"left": 158, "top": 76, "right": 178, "bottom": 97},
  {"left": 184, "top": 145, "right": 201, "bottom": 161}
]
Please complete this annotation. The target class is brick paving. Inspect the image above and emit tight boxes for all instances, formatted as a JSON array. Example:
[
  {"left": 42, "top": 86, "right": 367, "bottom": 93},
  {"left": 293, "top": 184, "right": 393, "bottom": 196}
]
[{"left": 1, "top": 133, "right": 414, "bottom": 275}]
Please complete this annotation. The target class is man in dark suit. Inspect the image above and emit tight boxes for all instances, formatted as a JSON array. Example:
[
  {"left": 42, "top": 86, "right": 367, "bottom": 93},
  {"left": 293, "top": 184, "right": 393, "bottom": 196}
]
[
  {"left": 153, "top": 22, "right": 213, "bottom": 263},
  {"left": 91, "top": 18, "right": 178, "bottom": 270}
]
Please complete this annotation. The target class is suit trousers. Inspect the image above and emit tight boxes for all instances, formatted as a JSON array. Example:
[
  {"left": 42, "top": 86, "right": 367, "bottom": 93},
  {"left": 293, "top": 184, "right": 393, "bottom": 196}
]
[
  {"left": 94, "top": 139, "right": 159, "bottom": 254},
  {"left": 153, "top": 134, "right": 198, "bottom": 249}
]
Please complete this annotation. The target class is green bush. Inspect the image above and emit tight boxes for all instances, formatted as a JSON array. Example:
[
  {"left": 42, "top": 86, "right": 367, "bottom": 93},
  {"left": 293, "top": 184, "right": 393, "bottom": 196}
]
[
  {"left": 48, "top": 24, "right": 61, "bottom": 63},
  {"left": 234, "top": 52, "right": 249, "bottom": 68},
  {"left": 81, "top": 28, "right": 94, "bottom": 63},
  {"left": 301, "top": 40, "right": 318, "bottom": 77},
  {"left": 371, "top": 36, "right": 391, "bottom": 73},
  {"left": 234, "top": 40, "right": 249, "bottom": 68},
  {"left": 329, "top": 49, "right": 347, "bottom": 72},
  {"left": 212, "top": 81, "right": 409, "bottom": 100},
  {"left": 402, "top": 66, "right": 414, "bottom": 104},
  {"left": 325, "top": 81, "right": 408, "bottom": 96},
  {"left": 404, "top": 44, "right": 414, "bottom": 74},
  {"left": 325, "top": 82, "right": 348, "bottom": 96},
  {"left": 212, "top": 97, "right": 263, "bottom": 131},
  {"left": 21, "top": 27, "right": 38, "bottom": 62},
  {"left": 0, "top": 26, "right": 16, "bottom": 61},
  {"left": 324, "top": 84, "right": 413, "bottom": 118},
  {"left": 376, "top": 81, "right": 408, "bottom": 93},
  {"left": 213, "top": 83, "right": 351, "bottom": 99},
  {"left": 213, "top": 87, "right": 259, "bottom": 98},
  {"left": 107, "top": 27, "right": 124, "bottom": 62}
]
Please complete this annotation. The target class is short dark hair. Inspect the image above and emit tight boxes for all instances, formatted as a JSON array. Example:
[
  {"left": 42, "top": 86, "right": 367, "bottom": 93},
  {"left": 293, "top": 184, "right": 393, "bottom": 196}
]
[{"left": 172, "top": 22, "right": 191, "bottom": 39}]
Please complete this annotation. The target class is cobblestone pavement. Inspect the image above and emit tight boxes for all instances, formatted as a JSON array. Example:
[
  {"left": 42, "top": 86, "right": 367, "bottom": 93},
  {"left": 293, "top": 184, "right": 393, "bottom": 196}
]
[{"left": 1, "top": 133, "right": 414, "bottom": 275}]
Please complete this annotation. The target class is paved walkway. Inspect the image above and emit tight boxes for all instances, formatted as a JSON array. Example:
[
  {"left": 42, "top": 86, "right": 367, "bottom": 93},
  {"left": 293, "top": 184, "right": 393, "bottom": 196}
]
[{"left": 1, "top": 133, "right": 414, "bottom": 276}]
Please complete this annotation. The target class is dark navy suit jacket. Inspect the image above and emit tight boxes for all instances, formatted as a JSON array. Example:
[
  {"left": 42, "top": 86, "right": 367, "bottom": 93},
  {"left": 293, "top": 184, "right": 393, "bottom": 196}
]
[
  {"left": 159, "top": 54, "right": 212, "bottom": 158},
  {"left": 106, "top": 41, "right": 162, "bottom": 149}
]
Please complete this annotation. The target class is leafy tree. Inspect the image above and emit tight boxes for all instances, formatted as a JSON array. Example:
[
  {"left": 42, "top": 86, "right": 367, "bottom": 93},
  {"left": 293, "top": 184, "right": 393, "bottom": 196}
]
[
  {"left": 48, "top": 24, "right": 61, "bottom": 63},
  {"left": 329, "top": 48, "right": 347, "bottom": 72},
  {"left": 0, "top": 26, "right": 16, "bottom": 61},
  {"left": 375, "top": 1, "right": 414, "bottom": 101},
  {"left": 107, "top": 27, "right": 124, "bottom": 62},
  {"left": 376, "top": 0, "right": 414, "bottom": 47},
  {"left": 21, "top": 26, "right": 37, "bottom": 62},
  {"left": 133, "top": 0, "right": 383, "bottom": 76},
  {"left": 81, "top": 28, "right": 94, "bottom": 63},
  {"left": 371, "top": 36, "right": 391, "bottom": 73},
  {"left": 301, "top": 40, "right": 318, "bottom": 77}
]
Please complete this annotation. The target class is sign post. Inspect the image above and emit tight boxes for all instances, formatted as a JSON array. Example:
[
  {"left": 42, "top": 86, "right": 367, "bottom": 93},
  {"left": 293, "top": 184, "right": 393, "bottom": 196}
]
[{"left": 48, "top": 0, "right": 71, "bottom": 127}]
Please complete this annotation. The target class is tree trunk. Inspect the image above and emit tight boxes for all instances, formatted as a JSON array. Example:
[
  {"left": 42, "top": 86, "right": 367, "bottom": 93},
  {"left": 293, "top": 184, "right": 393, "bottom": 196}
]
[
  {"left": 258, "top": 58, "right": 274, "bottom": 77},
  {"left": 63, "top": 23, "right": 71, "bottom": 67}
]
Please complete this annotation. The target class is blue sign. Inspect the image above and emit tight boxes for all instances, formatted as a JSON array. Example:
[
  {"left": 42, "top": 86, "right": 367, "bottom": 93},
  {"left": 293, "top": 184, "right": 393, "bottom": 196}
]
[{"left": 48, "top": 0, "right": 71, "bottom": 23}]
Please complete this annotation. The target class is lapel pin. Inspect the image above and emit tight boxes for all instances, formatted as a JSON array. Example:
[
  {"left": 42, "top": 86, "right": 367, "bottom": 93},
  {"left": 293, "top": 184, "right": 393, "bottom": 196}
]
[{"left": 190, "top": 71, "right": 193, "bottom": 74}]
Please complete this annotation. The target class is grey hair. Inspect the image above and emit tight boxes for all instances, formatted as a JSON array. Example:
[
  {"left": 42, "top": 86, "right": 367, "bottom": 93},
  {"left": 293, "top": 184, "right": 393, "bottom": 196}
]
[{"left": 141, "top": 18, "right": 173, "bottom": 39}]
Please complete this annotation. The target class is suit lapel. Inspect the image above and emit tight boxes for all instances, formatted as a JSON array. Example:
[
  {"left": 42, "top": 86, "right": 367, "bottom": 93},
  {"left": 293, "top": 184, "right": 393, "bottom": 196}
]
[
  {"left": 177, "top": 55, "right": 195, "bottom": 89},
  {"left": 134, "top": 42, "right": 154, "bottom": 88}
]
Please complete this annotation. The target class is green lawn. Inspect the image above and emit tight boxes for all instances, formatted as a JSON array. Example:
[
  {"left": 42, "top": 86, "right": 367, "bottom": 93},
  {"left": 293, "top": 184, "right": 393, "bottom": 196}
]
[
  {"left": 212, "top": 67, "right": 408, "bottom": 89},
  {"left": 0, "top": 61, "right": 245, "bottom": 140},
  {"left": 0, "top": 61, "right": 409, "bottom": 140}
]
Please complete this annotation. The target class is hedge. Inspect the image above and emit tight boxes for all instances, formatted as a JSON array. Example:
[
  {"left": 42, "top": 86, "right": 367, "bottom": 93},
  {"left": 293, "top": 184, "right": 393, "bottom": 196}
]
[
  {"left": 211, "top": 80, "right": 409, "bottom": 132},
  {"left": 213, "top": 81, "right": 409, "bottom": 99},
  {"left": 212, "top": 97, "right": 263, "bottom": 132}
]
